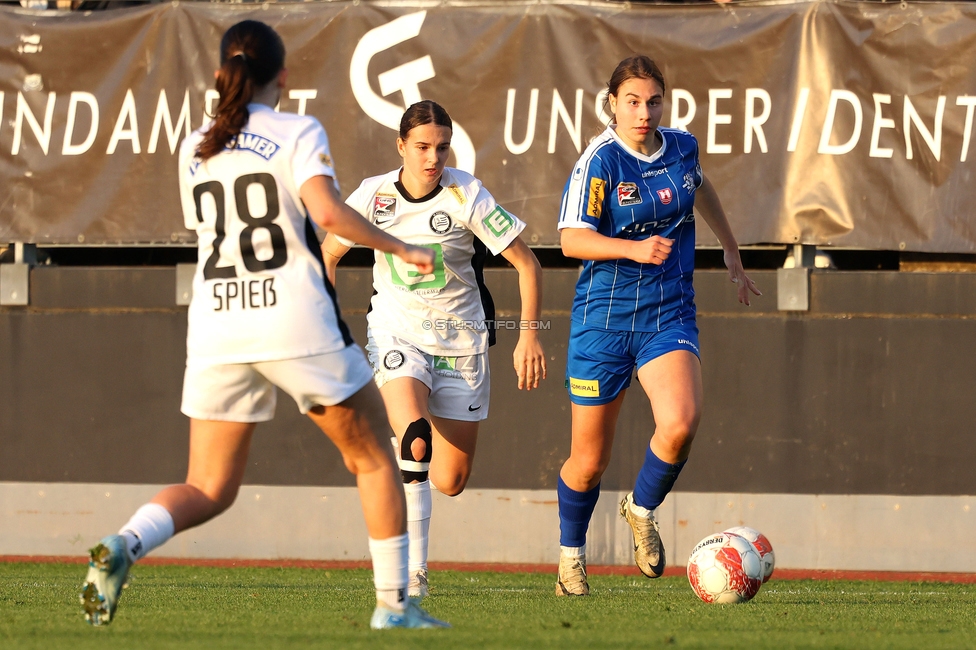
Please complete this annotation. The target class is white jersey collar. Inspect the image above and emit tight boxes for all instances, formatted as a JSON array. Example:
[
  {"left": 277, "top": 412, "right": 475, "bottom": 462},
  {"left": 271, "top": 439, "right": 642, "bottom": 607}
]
[{"left": 607, "top": 124, "right": 666, "bottom": 164}]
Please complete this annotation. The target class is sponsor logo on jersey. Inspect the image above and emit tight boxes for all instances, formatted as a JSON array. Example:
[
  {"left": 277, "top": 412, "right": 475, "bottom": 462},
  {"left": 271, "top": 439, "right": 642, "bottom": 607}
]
[
  {"left": 483, "top": 206, "right": 516, "bottom": 238},
  {"left": 657, "top": 187, "right": 673, "bottom": 205},
  {"left": 683, "top": 170, "right": 698, "bottom": 193},
  {"left": 617, "top": 182, "right": 642, "bottom": 206},
  {"left": 373, "top": 194, "right": 397, "bottom": 221},
  {"left": 383, "top": 350, "right": 405, "bottom": 370},
  {"left": 586, "top": 178, "right": 605, "bottom": 218},
  {"left": 447, "top": 183, "right": 467, "bottom": 205},
  {"left": 429, "top": 211, "right": 453, "bottom": 234},
  {"left": 319, "top": 153, "right": 333, "bottom": 168},
  {"left": 642, "top": 167, "right": 668, "bottom": 178},
  {"left": 231, "top": 132, "right": 281, "bottom": 160},
  {"left": 569, "top": 377, "right": 600, "bottom": 397}
]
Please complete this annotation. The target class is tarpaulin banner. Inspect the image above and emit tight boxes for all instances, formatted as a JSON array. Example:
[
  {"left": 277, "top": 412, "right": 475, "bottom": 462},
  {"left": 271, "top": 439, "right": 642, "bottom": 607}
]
[{"left": 1, "top": 1, "right": 974, "bottom": 251}]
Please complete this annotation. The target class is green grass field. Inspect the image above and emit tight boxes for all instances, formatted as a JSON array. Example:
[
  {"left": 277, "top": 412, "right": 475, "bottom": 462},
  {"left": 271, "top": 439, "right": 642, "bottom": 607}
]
[{"left": 2, "top": 562, "right": 975, "bottom": 649}]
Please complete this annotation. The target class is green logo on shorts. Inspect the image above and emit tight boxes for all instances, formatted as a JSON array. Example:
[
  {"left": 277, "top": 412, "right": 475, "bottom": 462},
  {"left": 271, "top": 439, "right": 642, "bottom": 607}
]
[{"left": 433, "top": 356, "right": 457, "bottom": 371}]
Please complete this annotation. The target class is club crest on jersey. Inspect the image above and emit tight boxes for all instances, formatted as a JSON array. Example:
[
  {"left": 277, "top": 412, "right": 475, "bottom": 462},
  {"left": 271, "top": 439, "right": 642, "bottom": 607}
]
[
  {"left": 383, "top": 350, "right": 405, "bottom": 370},
  {"left": 657, "top": 188, "right": 674, "bottom": 205},
  {"left": 429, "top": 211, "right": 453, "bottom": 234},
  {"left": 617, "top": 182, "right": 642, "bottom": 206},
  {"left": 373, "top": 194, "right": 397, "bottom": 220},
  {"left": 230, "top": 132, "right": 280, "bottom": 160}
]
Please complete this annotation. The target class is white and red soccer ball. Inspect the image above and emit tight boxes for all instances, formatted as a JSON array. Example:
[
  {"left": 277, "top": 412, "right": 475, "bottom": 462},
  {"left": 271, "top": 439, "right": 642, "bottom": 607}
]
[
  {"left": 724, "top": 525, "right": 775, "bottom": 583},
  {"left": 687, "top": 532, "right": 764, "bottom": 604}
]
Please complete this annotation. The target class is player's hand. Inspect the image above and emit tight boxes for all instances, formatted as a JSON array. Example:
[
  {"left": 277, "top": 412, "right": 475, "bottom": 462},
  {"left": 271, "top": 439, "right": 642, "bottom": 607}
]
[
  {"left": 399, "top": 245, "right": 435, "bottom": 275},
  {"left": 513, "top": 332, "right": 547, "bottom": 391},
  {"left": 631, "top": 236, "right": 673, "bottom": 265},
  {"left": 724, "top": 249, "right": 761, "bottom": 306}
]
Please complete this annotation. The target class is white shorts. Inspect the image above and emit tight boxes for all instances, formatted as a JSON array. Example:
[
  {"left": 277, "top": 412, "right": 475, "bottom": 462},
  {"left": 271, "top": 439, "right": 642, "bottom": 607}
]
[
  {"left": 181, "top": 344, "right": 374, "bottom": 423},
  {"left": 366, "top": 332, "right": 490, "bottom": 422}
]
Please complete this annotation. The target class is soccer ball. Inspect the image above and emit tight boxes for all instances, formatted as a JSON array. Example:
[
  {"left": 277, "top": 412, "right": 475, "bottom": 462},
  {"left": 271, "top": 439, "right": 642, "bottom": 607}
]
[
  {"left": 687, "top": 533, "right": 763, "bottom": 604},
  {"left": 724, "top": 526, "right": 775, "bottom": 583}
]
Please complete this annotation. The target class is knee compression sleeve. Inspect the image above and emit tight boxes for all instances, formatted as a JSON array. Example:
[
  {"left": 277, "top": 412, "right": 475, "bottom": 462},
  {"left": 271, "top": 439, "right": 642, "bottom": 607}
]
[{"left": 398, "top": 418, "right": 432, "bottom": 483}]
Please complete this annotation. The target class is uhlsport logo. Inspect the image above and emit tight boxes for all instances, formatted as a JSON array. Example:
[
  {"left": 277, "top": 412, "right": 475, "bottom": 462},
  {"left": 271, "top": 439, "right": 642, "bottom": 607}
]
[
  {"left": 677, "top": 338, "right": 699, "bottom": 353},
  {"left": 429, "top": 211, "right": 452, "bottom": 234},
  {"left": 569, "top": 377, "right": 600, "bottom": 397},
  {"left": 373, "top": 194, "right": 397, "bottom": 220},
  {"left": 657, "top": 187, "right": 673, "bottom": 205},
  {"left": 383, "top": 350, "right": 405, "bottom": 370},
  {"left": 617, "top": 182, "right": 642, "bottom": 206}
]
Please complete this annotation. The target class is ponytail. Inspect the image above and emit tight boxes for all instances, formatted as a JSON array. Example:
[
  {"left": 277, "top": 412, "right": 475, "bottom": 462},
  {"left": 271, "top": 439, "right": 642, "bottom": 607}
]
[{"left": 196, "top": 21, "right": 285, "bottom": 161}]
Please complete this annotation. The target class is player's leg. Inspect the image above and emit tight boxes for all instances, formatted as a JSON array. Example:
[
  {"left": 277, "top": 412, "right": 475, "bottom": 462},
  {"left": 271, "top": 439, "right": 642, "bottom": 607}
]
[
  {"left": 556, "top": 325, "right": 634, "bottom": 595},
  {"left": 622, "top": 336, "right": 703, "bottom": 579}
]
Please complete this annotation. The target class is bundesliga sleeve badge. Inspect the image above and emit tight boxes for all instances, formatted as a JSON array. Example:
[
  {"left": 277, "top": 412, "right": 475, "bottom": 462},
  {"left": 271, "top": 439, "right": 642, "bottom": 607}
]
[{"left": 617, "top": 182, "right": 642, "bottom": 206}]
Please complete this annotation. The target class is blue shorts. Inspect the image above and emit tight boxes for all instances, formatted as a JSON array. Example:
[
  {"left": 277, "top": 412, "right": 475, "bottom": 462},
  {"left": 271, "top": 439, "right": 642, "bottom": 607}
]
[{"left": 565, "top": 321, "right": 700, "bottom": 406}]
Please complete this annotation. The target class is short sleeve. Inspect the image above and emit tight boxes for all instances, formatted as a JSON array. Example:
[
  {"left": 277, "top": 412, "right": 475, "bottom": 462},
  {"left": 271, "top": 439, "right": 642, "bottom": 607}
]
[
  {"left": 292, "top": 117, "right": 340, "bottom": 192},
  {"left": 333, "top": 182, "right": 372, "bottom": 248},
  {"left": 467, "top": 186, "right": 526, "bottom": 256},
  {"left": 557, "top": 155, "right": 609, "bottom": 231}
]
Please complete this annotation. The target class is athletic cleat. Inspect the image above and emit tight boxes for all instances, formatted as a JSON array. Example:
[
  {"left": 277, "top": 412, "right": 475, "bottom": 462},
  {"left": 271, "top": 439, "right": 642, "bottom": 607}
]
[
  {"left": 408, "top": 568, "right": 429, "bottom": 599},
  {"left": 80, "top": 535, "right": 132, "bottom": 626},
  {"left": 370, "top": 599, "right": 451, "bottom": 629},
  {"left": 555, "top": 552, "right": 589, "bottom": 596},
  {"left": 620, "top": 492, "right": 665, "bottom": 578}
]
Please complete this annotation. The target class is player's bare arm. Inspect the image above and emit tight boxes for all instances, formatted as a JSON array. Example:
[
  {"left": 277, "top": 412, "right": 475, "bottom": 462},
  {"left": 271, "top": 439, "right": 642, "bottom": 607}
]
[
  {"left": 301, "top": 175, "right": 435, "bottom": 275},
  {"left": 693, "top": 174, "right": 761, "bottom": 305},
  {"left": 321, "top": 233, "right": 351, "bottom": 285},
  {"left": 500, "top": 237, "right": 547, "bottom": 390},
  {"left": 560, "top": 227, "right": 672, "bottom": 266}
]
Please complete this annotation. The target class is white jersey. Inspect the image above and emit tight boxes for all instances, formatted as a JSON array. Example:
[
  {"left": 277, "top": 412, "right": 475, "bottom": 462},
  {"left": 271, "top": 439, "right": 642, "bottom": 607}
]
[
  {"left": 179, "top": 103, "right": 352, "bottom": 364},
  {"left": 340, "top": 167, "right": 525, "bottom": 355}
]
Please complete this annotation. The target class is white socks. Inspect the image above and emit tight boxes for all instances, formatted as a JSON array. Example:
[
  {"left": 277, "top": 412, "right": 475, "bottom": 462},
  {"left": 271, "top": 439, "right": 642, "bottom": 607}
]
[
  {"left": 560, "top": 544, "right": 586, "bottom": 558},
  {"left": 119, "top": 503, "right": 175, "bottom": 563},
  {"left": 404, "top": 480, "right": 432, "bottom": 575},
  {"left": 369, "top": 533, "right": 409, "bottom": 610}
]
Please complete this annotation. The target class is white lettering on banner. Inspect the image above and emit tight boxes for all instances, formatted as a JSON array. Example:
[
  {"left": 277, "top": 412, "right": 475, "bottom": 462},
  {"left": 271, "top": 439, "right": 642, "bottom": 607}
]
[
  {"left": 707, "top": 88, "right": 733, "bottom": 154},
  {"left": 904, "top": 95, "right": 946, "bottom": 161},
  {"left": 869, "top": 93, "right": 895, "bottom": 159},
  {"left": 349, "top": 11, "right": 475, "bottom": 173},
  {"left": 288, "top": 89, "right": 317, "bottom": 116},
  {"left": 548, "top": 88, "right": 582, "bottom": 154},
  {"left": 670, "top": 88, "right": 696, "bottom": 132},
  {"left": 787, "top": 87, "right": 810, "bottom": 153},
  {"left": 12, "top": 91, "right": 55, "bottom": 155},
  {"left": 107, "top": 88, "right": 140, "bottom": 155},
  {"left": 504, "top": 88, "right": 538, "bottom": 155},
  {"left": 958, "top": 96, "right": 976, "bottom": 163},
  {"left": 744, "top": 88, "right": 770, "bottom": 154},
  {"left": 818, "top": 89, "right": 862, "bottom": 156},
  {"left": 147, "top": 89, "right": 191, "bottom": 155},
  {"left": 63, "top": 92, "right": 99, "bottom": 156}
]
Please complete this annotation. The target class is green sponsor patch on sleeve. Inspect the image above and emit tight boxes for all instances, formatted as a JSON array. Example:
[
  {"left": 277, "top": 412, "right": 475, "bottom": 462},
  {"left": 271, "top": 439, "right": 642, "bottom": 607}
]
[{"left": 483, "top": 206, "right": 516, "bottom": 238}]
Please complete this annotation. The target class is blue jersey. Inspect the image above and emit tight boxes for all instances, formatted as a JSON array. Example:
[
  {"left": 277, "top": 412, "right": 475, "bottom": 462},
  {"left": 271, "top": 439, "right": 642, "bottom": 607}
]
[{"left": 558, "top": 125, "right": 702, "bottom": 332}]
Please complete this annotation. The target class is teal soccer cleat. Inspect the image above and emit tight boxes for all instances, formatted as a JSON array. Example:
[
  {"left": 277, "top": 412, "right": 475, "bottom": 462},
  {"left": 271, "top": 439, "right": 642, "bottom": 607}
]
[
  {"left": 370, "top": 599, "right": 451, "bottom": 629},
  {"left": 80, "top": 535, "right": 131, "bottom": 626}
]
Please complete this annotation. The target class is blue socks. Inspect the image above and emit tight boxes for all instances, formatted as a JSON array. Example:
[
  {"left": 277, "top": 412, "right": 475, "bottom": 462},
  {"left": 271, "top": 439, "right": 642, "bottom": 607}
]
[
  {"left": 557, "top": 476, "right": 601, "bottom": 547},
  {"left": 633, "top": 446, "right": 686, "bottom": 511}
]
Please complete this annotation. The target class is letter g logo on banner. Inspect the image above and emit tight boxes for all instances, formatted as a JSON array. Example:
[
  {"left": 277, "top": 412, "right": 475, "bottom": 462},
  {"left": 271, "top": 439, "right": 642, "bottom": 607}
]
[{"left": 349, "top": 11, "right": 476, "bottom": 174}]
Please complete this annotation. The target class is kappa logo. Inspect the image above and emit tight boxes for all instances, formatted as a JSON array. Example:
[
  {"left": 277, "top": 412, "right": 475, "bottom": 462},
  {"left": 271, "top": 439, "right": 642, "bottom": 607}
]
[
  {"left": 429, "top": 211, "right": 452, "bottom": 234},
  {"left": 657, "top": 188, "right": 674, "bottom": 205},
  {"left": 617, "top": 182, "right": 642, "bottom": 206},
  {"left": 373, "top": 194, "right": 397, "bottom": 221},
  {"left": 383, "top": 350, "right": 405, "bottom": 370}
]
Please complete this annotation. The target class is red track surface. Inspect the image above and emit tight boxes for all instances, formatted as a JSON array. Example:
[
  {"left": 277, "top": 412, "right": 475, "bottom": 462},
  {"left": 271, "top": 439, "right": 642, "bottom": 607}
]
[{"left": 3, "top": 555, "right": 975, "bottom": 583}]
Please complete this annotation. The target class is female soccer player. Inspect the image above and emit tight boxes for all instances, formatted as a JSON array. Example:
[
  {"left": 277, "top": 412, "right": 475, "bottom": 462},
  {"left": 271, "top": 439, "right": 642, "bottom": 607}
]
[
  {"left": 80, "top": 20, "right": 448, "bottom": 630},
  {"left": 322, "top": 100, "right": 546, "bottom": 598},
  {"left": 554, "top": 55, "right": 760, "bottom": 596}
]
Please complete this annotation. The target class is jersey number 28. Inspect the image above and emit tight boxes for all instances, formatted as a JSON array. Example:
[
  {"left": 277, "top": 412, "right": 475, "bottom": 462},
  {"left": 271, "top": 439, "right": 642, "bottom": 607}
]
[{"left": 193, "top": 173, "right": 287, "bottom": 280}]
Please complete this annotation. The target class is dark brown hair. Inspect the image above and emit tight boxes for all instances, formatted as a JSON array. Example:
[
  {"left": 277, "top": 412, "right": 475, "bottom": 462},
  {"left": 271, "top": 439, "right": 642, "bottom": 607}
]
[
  {"left": 196, "top": 20, "right": 286, "bottom": 160},
  {"left": 605, "top": 55, "right": 666, "bottom": 121},
  {"left": 398, "top": 100, "right": 452, "bottom": 140}
]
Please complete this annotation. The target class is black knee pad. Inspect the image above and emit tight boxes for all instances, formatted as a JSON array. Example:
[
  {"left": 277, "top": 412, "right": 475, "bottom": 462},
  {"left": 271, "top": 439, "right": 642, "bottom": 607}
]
[{"left": 399, "top": 417, "right": 432, "bottom": 482}]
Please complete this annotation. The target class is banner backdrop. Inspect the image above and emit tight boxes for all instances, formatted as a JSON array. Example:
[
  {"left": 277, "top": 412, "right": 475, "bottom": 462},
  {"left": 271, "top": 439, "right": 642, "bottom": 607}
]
[{"left": 1, "top": 1, "right": 975, "bottom": 250}]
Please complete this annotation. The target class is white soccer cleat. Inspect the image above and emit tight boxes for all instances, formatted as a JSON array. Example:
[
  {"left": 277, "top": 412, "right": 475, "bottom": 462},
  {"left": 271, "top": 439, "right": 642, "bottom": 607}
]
[
  {"left": 408, "top": 568, "right": 429, "bottom": 599},
  {"left": 370, "top": 599, "right": 451, "bottom": 629},
  {"left": 620, "top": 492, "right": 665, "bottom": 578},
  {"left": 79, "top": 535, "right": 132, "bottom": 626},
  {"left": 555, "top": 552, "right": 589, "bottom": 596}
]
